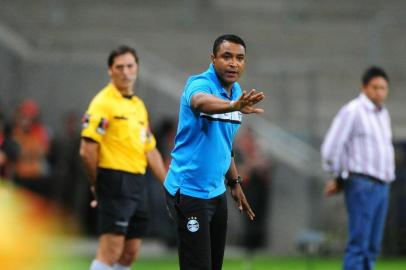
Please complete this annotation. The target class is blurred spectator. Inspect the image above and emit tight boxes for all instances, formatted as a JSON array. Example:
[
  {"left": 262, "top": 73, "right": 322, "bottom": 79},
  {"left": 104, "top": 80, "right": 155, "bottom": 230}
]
[
  {"left": 11, "top": 99, "right": 51, "bottom": 197},
  {"left": 234, "top": 126, "right": 272, "bottom": 251}
]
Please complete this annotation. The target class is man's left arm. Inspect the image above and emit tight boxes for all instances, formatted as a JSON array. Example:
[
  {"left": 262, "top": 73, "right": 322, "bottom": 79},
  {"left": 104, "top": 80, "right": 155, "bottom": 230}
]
[
  {"left": 226, "top": 157, "right": 255, "bottom": 220},
  {"left": 191, "top": 89, "right": 265, "bottom": 115},
  {"left": 146, "top": 147, "right": 167, "bottom": 185},
  {"left": 143, "top": 122, "right": 167, "bottom": 184},
  {"left": 321, "top": 106, "right": 356, "bottom": 196}
]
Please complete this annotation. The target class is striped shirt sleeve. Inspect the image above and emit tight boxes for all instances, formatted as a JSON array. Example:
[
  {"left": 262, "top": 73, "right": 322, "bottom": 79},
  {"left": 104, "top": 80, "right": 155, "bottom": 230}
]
[{"left": 321, "top": 104, "right": 357, "bottom": 177}]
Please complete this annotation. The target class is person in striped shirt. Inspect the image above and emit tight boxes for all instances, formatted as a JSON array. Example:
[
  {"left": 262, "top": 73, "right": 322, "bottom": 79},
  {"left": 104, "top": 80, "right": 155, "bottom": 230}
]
[{"left": 321, "top": 66, "right": 395, "bottom": 270}]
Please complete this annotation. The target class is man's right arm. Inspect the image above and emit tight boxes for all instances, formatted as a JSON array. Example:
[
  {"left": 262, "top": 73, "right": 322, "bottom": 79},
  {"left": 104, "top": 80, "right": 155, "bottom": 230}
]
[
  {"left": 321, "top": 106, "right": 357, "bottom": 175},
  {"left": 190, "top": 89, "right": 265, "bottom": 115},
  {"left": 79, "top": 137, "right": 100, "bottom": 186},
  {"left": 321, "top": 105, "right": 356, "bottom": 196}
]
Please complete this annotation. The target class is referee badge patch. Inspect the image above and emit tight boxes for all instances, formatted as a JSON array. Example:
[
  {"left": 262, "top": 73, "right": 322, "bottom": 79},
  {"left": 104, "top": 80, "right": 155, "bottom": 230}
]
[
  {"left": 187, "top": 217, "right": 199, "bottom": 233},
  {"left": 140, "top": 128, "right": 147, "bottom": 143},
  {"left": 81, "top": 113, "right": 90, "bottom": 129},
  {"left": 96, "top": 118, "right": 108, "bottom": 135}
]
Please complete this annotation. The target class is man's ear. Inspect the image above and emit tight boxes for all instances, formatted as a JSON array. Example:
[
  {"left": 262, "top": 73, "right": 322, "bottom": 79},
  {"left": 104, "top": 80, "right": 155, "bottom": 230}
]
[
  {"left": 211, "top": 54, "right": 215, "bottom": 64},
  {"left": 108, "top": 68, "right": 112, "bottom": 77}
]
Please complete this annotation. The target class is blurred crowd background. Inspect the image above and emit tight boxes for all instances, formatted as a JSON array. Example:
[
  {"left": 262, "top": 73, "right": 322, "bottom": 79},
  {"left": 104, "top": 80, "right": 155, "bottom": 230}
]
[{"left": 1, "top": 0, "right": 406, "bottom": 258}]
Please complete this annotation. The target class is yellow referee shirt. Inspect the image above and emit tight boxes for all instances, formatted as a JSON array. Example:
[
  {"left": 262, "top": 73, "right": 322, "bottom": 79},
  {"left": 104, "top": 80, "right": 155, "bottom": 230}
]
[{"left": 81, "top": 83, "right": 156, "bottom": 174}]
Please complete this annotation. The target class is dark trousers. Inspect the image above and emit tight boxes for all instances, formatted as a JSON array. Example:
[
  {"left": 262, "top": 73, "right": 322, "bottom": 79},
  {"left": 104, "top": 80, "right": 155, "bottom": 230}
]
[
  {"left": 343, "top": 175, "right": 389, "bottom": 270},
  {"left": 165, "top": 190, "right": 228, "bottom": 270}
]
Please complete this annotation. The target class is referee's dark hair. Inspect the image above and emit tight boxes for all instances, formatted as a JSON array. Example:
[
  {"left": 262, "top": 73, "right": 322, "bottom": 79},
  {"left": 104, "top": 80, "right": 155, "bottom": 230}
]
[
  {"left": 108, "top": 45, "right": 139, "bottom": 67},
  {"left": 362, "top": 66, "right": 389, "bottom": 86},
  {"left": 213, "top": 34, "right": 246, "bottom": 56}
]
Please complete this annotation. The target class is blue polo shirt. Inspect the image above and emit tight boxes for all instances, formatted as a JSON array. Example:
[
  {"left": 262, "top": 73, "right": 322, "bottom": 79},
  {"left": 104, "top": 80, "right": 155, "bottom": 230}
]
[{"left": 164, "top": 64, "right": 243, "bottom": 199}]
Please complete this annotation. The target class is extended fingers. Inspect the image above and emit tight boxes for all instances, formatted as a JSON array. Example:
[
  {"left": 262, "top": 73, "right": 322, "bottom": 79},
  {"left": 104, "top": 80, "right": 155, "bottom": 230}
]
[
  {"left": 236, "top": 198, "right": 243, "bottom": 211},
  {"left": 249, "top": 92, "right": 265, "bottom": 104},
  {"left": 239, "top": 90, "right": 247, "bottom": 101},
  {"left": 252, "top": 107, "right": 264, "bottom": 114},
  {"left": 245, "top": 89, "right": 256, "bottom": 99},
  {"left": 241, "top": 106, "right": 264, "bottom": 114},
  {"left": 242, "top": 200, "right": 255, "bottom": 220},
  {"left": 240, "top": 89, "right": 255, "bottom": 102},
  {"left": 246, "top": 209, "right": 255, "bottom": 220},
  {"left": 241, "top": 90, "right": 264, "bottom": 106}
]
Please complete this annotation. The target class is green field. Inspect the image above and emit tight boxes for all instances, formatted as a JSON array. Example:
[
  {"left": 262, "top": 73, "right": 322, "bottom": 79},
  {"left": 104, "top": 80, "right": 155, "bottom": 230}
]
[{"left": 50, "top": 256, "right": 406, "bottom": 270}]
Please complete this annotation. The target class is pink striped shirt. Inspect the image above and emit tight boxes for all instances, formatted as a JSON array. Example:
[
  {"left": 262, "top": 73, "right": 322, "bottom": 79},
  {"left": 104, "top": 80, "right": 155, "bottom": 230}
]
[{"left": 321, "top": 93, "right": 395, "bottom": 182}]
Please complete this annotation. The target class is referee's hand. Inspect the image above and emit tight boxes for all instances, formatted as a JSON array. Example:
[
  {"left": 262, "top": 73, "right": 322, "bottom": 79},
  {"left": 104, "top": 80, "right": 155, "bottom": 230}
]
[
  {"left": 230, "top": 184, "right": 255, "bottom": 220},
  {"left": 90, "top": 185, "right": 98, "bottom": 208}
]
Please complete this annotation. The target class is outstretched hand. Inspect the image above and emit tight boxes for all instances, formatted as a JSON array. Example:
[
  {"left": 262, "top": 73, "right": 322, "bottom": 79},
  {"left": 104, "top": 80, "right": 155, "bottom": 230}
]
[
  {"left": 231, "top": 89, "right": 265, "bottom": 114},
  {"left": 230, "top": 184, "right": 255, "bottom": 220}
]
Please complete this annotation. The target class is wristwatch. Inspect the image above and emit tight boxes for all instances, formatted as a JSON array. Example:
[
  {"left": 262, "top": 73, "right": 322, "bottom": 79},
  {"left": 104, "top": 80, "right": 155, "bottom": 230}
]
[{"left": 227, "top": 175, "right": 243, "bottom": 187}]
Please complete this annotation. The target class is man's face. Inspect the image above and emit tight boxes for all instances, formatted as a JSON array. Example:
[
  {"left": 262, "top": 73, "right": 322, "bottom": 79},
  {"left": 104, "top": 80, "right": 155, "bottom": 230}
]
[
  {"left": 211, "top": 41, "right": 246, "bottom": 87},
  {"left": 362, "top": 76, "right": 389, "bottom": 106},
  {"left": 108, "top": 52, "right": 138, "bottom": 91}
]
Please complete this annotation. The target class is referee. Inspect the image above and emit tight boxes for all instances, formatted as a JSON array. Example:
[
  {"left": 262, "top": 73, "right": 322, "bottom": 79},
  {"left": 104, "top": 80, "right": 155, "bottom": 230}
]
[
  {"left": 80, "top": 45, "right": 166, "bottom": 270},
  {"left": 164, "top": 34, "right": 265, "bottom": 270}
]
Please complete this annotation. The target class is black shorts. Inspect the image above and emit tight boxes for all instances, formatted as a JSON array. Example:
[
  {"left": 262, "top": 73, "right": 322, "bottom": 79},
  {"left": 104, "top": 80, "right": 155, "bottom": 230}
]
[
  {"left": 165, "top": 189, "right": 228, "bottom": 270},
  {"left": 96, "top": 168, "right": 149, "bottom": 239}
]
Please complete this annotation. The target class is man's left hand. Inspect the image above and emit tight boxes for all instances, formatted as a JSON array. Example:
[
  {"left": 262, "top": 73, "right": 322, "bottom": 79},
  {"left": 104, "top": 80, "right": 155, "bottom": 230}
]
[{"left": 230, "top": 184, "right": 255, "bottom": 220}]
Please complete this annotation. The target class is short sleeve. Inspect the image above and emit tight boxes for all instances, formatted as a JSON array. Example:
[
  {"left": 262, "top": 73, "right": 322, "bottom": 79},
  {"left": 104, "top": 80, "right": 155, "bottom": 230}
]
[
  {"left": 81, "top": 98, "right": 110, "bottom": 143},
  {"left": 144, "top": 129, "right": 157, "bottom": 152},
  {"left": 137, "top": 100, "right": 156, "bottom": 152},
  {"left": 184, "top": 78, "right": 212, "bottom": 106}
]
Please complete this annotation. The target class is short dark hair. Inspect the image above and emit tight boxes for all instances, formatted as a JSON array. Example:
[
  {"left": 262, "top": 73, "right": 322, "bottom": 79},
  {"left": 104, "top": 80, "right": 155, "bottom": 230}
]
[
  {"left": 362, "top": 66, "right": 389, "bottom": 86},
  {"left": 107, "top": 45, "right": 139, "bottom": 67},
  {"left": 212, "top": 34, "right": 246, "bottom": 56}
]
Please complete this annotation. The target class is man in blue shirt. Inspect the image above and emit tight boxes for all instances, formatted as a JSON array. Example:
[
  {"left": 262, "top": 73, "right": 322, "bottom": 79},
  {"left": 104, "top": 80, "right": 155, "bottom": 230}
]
[{"left": 164, "top": 34, "right": 265, "bottom": 270}]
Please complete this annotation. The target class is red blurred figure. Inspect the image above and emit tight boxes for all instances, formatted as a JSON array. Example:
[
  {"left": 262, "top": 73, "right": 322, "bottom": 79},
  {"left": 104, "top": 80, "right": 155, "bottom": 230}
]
[{"left": 12, "top": 99, "right": 51, "bottom": 197}]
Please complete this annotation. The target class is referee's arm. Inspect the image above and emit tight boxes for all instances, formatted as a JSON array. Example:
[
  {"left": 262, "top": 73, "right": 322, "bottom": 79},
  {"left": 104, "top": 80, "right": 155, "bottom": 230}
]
[
  {"left": 79, "top": 137, "right": 100, "bottom": 186},
  {"left": 146, "top": 147, "right": 167, "bottom": 185}
]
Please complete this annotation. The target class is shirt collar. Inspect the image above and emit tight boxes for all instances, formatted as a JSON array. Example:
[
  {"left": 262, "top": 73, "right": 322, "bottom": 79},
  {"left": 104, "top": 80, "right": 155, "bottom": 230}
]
[
  {"left": 359, "top": 93, "right": 383, "bottom": 112},
  {"left": 206, "top": 64, "right": 237, "bottom": 99},
  {"left": 107, "top": 83, "right": 135, "bottom": 100}
]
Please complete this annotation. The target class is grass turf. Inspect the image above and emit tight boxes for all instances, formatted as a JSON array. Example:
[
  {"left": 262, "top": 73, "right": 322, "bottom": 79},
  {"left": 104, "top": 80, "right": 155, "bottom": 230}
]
[{"left": 49, "top": 256, "right": 406, "bottom": 270}]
